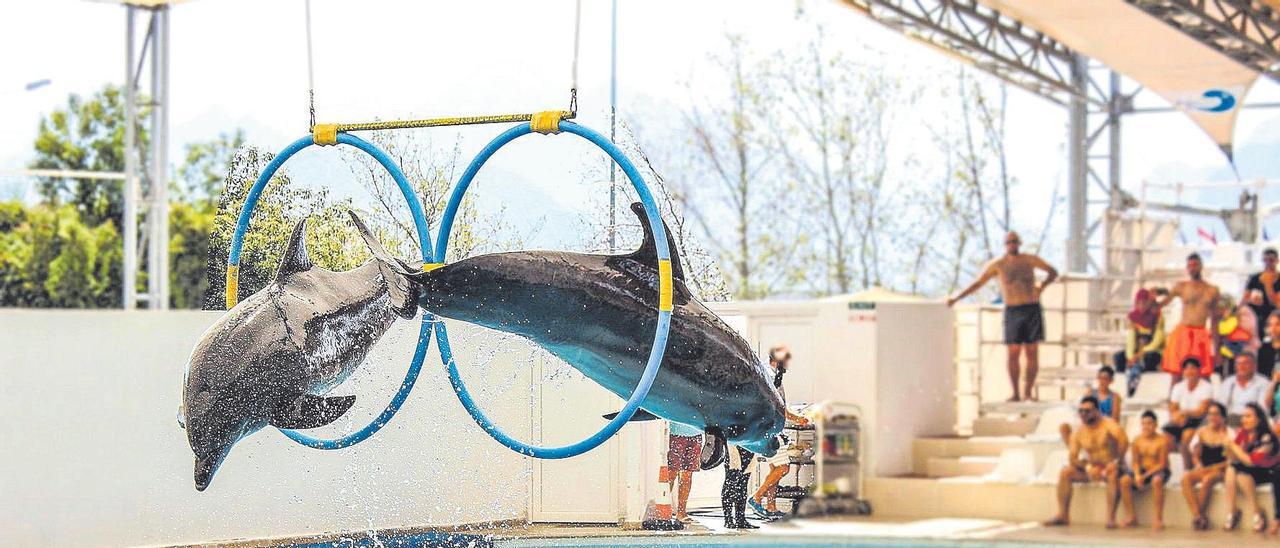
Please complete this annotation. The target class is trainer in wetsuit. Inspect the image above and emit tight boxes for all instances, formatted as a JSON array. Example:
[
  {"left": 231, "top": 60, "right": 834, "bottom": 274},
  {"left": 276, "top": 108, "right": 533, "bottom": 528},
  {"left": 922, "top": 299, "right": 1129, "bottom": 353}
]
[{"left": 948, "top": 231, "right": 1059, "bottom": 402}]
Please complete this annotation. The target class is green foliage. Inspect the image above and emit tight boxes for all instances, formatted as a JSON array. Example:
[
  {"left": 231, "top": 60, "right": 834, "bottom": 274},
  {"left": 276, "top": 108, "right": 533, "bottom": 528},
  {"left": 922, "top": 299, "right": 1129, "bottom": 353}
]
[
  {"left": 0, "top": 203, "right": 122, "bottom": 308},
  {"left": 203, "top": 146, "right": 368, "bottom": 310},
  {"left": 178, "top": 130, "right": 245, "bottom": 211},
  {"left": 30, "top": 85, "right": 145, "bottom": 228},
  {"left": 169, "top": 202, "right": 212, "bottom": 309}
]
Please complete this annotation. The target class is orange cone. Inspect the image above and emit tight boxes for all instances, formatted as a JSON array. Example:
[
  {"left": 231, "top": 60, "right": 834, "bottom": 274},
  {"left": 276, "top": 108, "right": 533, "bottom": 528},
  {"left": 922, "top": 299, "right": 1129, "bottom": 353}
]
[{"left": 642, "top": 465, "right": 684, "bottom": 530}]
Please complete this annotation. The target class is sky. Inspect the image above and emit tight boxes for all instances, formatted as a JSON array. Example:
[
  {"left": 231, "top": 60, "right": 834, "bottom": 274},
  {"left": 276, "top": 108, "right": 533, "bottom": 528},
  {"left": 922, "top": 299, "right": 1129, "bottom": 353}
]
[{"left": 4, "top": 0, "right": 1280, "bottom": 263}]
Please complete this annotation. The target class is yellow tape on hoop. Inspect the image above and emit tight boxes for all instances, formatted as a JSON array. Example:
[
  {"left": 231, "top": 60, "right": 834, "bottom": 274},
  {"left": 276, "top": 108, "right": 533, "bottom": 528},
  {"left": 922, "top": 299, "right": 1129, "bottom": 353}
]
[
  {"left": 422, "top": 263, "right": 444, "bottom": 272},
  {"left": 530, "top": 111, "right": 563, "bottom": 134},
  {"left": 658, "top": 259, "right": 673, "bottom": 312},
  {"left": 225, "top": 265, "right": 240, "bottom": 309}
]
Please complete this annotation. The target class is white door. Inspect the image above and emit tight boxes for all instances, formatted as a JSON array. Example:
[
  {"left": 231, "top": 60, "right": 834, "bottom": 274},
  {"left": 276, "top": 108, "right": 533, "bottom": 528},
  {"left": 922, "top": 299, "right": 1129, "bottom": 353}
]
[{"left": 529, "top": 360, "right": 621, "bottom": 522}]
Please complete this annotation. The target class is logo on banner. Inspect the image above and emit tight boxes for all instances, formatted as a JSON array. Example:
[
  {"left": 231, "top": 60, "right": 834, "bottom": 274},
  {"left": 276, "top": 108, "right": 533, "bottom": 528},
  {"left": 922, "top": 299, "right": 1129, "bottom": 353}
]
[{"left": 1179, "top": 89, "right": 1237, "bottom": 113}]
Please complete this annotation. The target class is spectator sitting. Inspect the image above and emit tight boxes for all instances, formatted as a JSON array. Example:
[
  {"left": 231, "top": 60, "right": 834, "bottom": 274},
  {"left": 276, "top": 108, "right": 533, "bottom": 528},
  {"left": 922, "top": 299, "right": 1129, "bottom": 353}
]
[
  {"left": 1181, "top": 402, "right": 1230, "bottom": 530},
  {"left": 1222, "top": 402, "right": 1280, "bottom": 532},
  {"left": 1044, "top": 395, "right": 1129, "bottom": 528},
  {"left": 1162, "top": 357, "right": 1214, "bottom": 470},
  {"left": 666, "top": 421, "right": 702, "bottom": 523},
  {"left": 1060, "top": 366, "right": 1122, "bottom": 444},
  {"left": 1120, "top": 410, "right": 1169, "bottom": 530},
  {"left": 1113, "top": 288, "right": 1166, "bottom": 397},
  {"left": 1219, "top": 352, "right": 1268, "bottom": 427},
  {"left": 1219, "top": 293, "right": 1260, "bottom": 375}
]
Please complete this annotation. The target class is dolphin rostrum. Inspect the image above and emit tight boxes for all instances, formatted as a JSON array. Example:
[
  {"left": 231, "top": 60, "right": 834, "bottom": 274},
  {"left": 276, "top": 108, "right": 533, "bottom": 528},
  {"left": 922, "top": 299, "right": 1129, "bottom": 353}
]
[
  {"left": 180, "top": 218, "right": 417, "bottom": 491},
  {"left": 352, "top": 204, "right": 786, "bottom": 456}
]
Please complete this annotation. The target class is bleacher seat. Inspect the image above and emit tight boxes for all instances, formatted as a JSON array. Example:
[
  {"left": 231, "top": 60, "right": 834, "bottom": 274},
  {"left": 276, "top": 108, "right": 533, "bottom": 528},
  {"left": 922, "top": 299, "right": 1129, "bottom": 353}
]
[
  {"left": 1033, "top": 449, "right": 1069, "bottom": 485},
  {"left": 984, "top": 448, "right": 1038, "bottom": 484},
  {"left": 1129, "top": 372, "right": 1173, "bottom": 406},
  {"left": 1027, "top": 405, "right": 1075, "bottom": 442}
]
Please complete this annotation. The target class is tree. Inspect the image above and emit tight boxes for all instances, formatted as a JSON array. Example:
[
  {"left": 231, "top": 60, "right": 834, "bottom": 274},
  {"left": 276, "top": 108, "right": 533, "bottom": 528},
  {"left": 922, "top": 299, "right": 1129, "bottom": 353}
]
[
  {"left": 29, "top": 85, "right": 145, "bottom": 228},
  {"left": 768, "top": 24, "right": 917, "bottom": 296},
  {"left": 178, "top": 130, "right": 245, "bottom": 212},
  {"left": 0, "top": 203, "right": 123, "bottom": 308},
  {"left": 675, "top": 34, "right": 806, "bottom": 300},
  {"left": 203, "top": 146, "right": 366, "bottom": 309}
]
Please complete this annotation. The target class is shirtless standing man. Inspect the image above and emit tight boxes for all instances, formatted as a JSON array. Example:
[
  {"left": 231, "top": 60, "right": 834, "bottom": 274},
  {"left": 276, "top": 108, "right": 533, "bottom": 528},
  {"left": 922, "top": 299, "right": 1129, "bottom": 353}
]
[
  {"left": 1046, "top": 395, "right": 1130, "bottom": 527},
  {"left": 948, "top": 231, "right": 1059, "bottom": 401},
  {"left": 1120, "top": 410, "right": 1170, "bottom": 530},
  {"left": 1154, "top": 253, "right": 1220, "bottom": 377}
]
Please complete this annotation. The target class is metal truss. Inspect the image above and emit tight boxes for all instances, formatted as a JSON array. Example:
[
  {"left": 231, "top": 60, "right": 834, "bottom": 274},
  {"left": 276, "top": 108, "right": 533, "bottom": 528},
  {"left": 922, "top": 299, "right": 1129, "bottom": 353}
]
[
  {"left": 841, "top": 0, "right": 1096, "bottom": 107},
  {"left": 843, "top": 0, "right": 1124, "bottom": 273},
  {"left": 1127, "top": 0, "right": 1280, "bottom": 79}
]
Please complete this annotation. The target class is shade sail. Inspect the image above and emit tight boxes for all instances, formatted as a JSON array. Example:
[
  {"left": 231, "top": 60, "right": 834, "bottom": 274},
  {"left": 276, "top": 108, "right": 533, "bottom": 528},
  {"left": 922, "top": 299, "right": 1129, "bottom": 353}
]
[{"left": 978, "top": 0, "right": 1260, "bottom": 158}]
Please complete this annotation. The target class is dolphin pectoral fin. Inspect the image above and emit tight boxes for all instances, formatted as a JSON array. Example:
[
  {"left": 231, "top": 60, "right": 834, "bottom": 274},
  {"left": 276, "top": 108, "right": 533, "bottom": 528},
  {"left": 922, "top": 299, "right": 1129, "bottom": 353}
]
[
  {"left": 601, "top": 408, "right": 662, "bottom": 422},
  {"left": 269, "top": 394, "right": 356, "bottom": 429},
  {"left": 276, "top": 218, "right": 314, "bottom": 281},
  {"left": 625, "top": 202, "right": 685, "bottom": 281}
]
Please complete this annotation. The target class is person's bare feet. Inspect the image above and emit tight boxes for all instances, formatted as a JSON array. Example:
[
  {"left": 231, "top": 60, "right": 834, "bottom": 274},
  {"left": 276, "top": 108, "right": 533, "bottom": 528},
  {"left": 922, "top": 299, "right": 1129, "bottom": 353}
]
[
  {"left": 1104, "top": 520, "right": 1118, "bottom": 529},
  {"left": 1121, "top": 517, "right": 1137, "bottom": 528},
  {"left": 676, "top": 514, "right": 694, "bottom": 524},
  {"left": 1007, "top": 395, "right": 1022, "bottom": 403},
  {"left": 1043, "top": 516, "right": 1069, "bottom": 527},
  {"left": 1151, "top": 520, "right": 1163, "bottom": 531},
  {"left": 1267, "top": 520, "right": 1280, "bottom": 535}
]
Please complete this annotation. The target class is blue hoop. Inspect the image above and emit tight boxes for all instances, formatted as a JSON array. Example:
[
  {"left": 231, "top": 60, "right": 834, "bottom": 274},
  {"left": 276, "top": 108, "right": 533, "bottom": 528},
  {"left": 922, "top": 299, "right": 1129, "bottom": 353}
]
[
  {"left": 435, "top": 120, "right": 673, "bottom": 459},
  {"left": 227, "top": 133, "right": 433, "bottom": 450}
]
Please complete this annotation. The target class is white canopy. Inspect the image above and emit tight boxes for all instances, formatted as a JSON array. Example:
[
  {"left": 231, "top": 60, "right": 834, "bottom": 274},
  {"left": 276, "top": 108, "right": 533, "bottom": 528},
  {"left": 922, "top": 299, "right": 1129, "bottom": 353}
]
[{"left": 979, "top": 0, "right": 1260, "bottom": 158}]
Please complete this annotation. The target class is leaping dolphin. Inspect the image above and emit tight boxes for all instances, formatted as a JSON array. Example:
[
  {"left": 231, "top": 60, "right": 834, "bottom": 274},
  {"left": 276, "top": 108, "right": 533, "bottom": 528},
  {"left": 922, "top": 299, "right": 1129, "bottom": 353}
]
[
  {"left": 180, "top": 219, "right": 417, "bottom": 491},
  {"left": 353, "top": 204, "right": 786, "bottom": 456}
]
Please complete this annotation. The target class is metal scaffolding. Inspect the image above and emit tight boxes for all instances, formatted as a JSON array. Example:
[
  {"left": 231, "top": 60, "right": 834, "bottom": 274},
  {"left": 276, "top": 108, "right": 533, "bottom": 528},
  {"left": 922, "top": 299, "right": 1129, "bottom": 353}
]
[
  {"left": 1126, "top": 0, "right": 1280, "bottom": 80},
  {"left": 123, "top": 3, "right": 170, "bottom": 310}
]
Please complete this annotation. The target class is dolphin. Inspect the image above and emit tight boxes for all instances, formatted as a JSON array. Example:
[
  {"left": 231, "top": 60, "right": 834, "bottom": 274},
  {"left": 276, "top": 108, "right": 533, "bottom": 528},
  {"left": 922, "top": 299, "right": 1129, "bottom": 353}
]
[
  {"left": 352, "top": 204, "right": 786, "bottom": 456},
  {"left": 180, "top": 218, "right": 417, "bottom": 491}
]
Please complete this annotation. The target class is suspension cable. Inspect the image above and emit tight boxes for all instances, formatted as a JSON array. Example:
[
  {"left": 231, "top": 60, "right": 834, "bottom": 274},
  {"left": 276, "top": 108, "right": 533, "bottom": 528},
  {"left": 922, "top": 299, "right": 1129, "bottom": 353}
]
[{"left": 304, "top": 0, "right": 316, "bottom": 131}]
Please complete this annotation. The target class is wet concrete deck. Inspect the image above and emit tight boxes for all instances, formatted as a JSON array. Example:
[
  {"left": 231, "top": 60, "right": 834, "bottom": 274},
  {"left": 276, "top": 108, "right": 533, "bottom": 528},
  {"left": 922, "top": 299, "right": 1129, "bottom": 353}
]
[{"left": 201, "top": 513, "right": 1267, "bottom": 546}]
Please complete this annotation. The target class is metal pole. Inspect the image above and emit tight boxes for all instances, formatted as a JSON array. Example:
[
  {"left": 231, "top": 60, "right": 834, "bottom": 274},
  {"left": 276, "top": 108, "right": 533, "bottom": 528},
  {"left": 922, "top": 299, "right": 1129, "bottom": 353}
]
[
  {"left": 123, "top": 6, "right": 138, "bottom": 310},
  {"left": 1066, "top": 54, "right": 1088, "bottom": 273},
  {"left": 146, "top": 7, "right": 170, "bottom": 309},
  {"left": 607, "top": 0, "right": 617, "bottom": 254}
]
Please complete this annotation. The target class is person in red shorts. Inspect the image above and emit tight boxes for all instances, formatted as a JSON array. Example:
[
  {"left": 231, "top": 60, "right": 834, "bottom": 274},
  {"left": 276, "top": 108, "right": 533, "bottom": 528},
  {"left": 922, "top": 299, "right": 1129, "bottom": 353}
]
[{"left": 667, "top": 421, "right": 703, "bottom": 523}]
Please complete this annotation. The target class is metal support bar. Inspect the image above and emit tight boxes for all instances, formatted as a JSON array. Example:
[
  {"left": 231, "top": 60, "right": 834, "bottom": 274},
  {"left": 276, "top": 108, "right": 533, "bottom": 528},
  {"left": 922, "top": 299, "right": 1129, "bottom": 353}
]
[
  {"left": 1067, "top": 54, "right": 1089, "bottom": 272},
  {"left": 147, "top": 5, "right": 170, "bottom": 310},
  {"left": 841, "top": 0, "right": 1092, "bottom": 106},
  {"left": 1126, "top": 0, "right": 1280, "bottom": 80},
  {"left": 123, "top": 6, "right": 138, "bottom": 310}
]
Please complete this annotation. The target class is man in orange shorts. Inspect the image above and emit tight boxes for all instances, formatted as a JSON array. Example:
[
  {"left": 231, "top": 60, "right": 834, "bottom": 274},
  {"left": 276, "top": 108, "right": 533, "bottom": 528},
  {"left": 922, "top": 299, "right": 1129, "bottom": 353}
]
[{"left": 1154, "top": 253, "right": 1219, "bottom": 377}]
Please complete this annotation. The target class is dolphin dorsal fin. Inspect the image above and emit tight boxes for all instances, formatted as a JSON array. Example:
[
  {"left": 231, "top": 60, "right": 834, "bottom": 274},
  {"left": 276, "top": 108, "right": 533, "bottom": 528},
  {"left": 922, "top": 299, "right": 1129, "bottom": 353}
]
[
  {"left": 626, "top": 202, "right": 685, "bottom": 281},
  {"left": 276, "top": 218, "right": 314, "bottom": 281}
]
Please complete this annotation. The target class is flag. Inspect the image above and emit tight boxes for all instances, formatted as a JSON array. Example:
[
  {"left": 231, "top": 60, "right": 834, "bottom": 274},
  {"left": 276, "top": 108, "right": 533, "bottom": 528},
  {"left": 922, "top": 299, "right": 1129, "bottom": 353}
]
[{"left": 1197, "top": 227, "right": 1217, "bottom": 244}]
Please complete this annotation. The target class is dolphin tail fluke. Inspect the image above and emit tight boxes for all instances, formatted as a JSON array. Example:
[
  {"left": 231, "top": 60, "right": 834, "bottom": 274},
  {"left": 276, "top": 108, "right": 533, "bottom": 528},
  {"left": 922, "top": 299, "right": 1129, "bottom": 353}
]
[
  {"left": 269, "top": 394, "right": 356, "bottom": 429},
  {"left": 347, "top": 210, "right": 421, "bottom": 318}
]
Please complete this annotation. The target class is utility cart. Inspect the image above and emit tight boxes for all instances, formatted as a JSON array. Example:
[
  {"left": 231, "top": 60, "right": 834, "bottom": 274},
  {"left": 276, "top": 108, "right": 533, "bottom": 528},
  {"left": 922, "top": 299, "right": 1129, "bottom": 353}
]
[{"left": 774, "top": 400, "right": 871, "bottom": 518}]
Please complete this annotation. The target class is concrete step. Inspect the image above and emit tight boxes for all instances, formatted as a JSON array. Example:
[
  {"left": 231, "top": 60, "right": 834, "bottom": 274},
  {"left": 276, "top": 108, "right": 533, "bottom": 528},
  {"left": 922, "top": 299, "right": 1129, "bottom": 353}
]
[
  {"left": 912, "top": 436, "right": 1067, "bottom": 478},
  {"left": 972, "top": 416, "right": 1037, "bottom": 437},
  {"left": 865, "top": 475, "right": 1274, "bottom": 531},
  {"left": 1037, "top": 367, "right": 1102, "bottom": 381},
  {"left": 925, "top": 456, "right": 999, "bottom": 478}
]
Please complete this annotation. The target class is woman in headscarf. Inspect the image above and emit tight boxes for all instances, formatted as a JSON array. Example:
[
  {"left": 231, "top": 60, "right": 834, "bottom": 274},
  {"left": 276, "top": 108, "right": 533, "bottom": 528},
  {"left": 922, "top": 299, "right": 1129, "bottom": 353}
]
[{"left": 1113, "top": 288, "right": 1166, "bottom": 397}]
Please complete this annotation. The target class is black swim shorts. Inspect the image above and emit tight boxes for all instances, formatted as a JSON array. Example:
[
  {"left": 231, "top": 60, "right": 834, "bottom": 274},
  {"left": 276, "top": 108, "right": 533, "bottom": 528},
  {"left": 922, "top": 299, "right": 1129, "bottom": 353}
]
[{"left": 1004, "top": 303, "right": 1045, "bottom": 344}]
